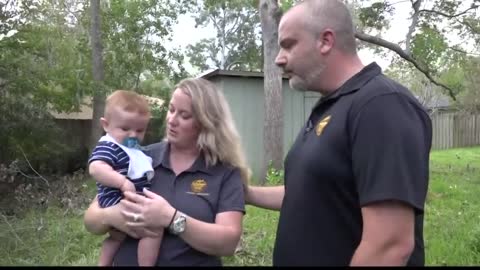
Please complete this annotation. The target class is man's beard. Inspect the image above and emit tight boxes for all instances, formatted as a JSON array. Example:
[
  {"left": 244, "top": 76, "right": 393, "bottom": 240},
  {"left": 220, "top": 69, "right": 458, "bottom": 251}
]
[
  {"left": 288, "top": 62, "right": 326, "bottom": 93},
  {"left": 289, "top": 76, "right": 309, "bottom": 92}
]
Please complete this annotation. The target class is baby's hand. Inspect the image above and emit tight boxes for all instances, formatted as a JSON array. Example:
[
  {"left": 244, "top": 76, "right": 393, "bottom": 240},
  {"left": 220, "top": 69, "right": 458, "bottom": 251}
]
[{"left": 120, "top": 178, "right": 136, "bottom": 193}]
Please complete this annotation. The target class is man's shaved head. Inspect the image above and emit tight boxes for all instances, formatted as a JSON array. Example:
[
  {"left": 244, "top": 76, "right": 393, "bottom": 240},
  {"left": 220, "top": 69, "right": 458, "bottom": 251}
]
[{"left": 283, "top": 0, "right": 357, "bottom": 54}]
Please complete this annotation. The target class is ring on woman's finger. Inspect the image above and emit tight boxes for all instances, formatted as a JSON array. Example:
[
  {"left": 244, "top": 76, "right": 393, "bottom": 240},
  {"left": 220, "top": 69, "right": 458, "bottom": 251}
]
[{"left": 133, "top": 213, "right": 140, "bottom": 222}]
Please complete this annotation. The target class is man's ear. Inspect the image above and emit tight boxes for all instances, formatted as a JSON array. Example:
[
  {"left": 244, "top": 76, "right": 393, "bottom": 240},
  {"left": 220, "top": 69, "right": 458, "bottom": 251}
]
[
  {"left": 318, "top": 28, "right": 335, "bottom": 54},
  {"left": 100, "top": 117, "right": 108, "bottom": 132}
]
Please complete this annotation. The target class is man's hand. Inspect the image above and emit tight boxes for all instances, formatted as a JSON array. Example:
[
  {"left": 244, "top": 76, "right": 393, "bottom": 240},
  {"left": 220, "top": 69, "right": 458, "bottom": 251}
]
[{"left": 243, "top": 185, "right": 285, "bottom": 211}]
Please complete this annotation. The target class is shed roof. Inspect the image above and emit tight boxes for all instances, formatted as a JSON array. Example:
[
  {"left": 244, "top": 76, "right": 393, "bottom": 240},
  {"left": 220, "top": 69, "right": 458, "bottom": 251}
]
[
  {"left": 50, "top": 95, "right": 165, "bottom": 120},
  {"left": 198, "top": 68, "right": 290, "bottom": 79}
]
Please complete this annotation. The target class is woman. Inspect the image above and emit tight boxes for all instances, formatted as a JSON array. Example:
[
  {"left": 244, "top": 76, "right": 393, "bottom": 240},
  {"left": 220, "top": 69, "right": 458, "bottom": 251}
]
[{"left": 83, "top": 78, "right": 251, "bottom": 266}]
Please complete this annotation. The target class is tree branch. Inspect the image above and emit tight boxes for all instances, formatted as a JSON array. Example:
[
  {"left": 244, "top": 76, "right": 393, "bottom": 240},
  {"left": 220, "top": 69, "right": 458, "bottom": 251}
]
[
  {"left": 419, "top": 5, "right": 479, "bottom": 19},
  {"left": 221, "top": 6, "right": 227, "bottom": 69},
  {"left": 225, "top": 13, "right": 240, "bottom": 37},
  {"left": 62, "top": 0, "right": 81, "bottom": 25},
  {"left": 458, "top": 18, "right": 480, "bottom": 34},
  {"left": 17, "top": 145, "right": 50, "bottom": 188},
  {"left": 355, "top": 31, "right": 457, "bottom": 100},
  {"left": 134, "top": 34, "right": 149, "bottom": 90},
  {"left": 389, "top": 0, "right": 411, "bottom": 6},
  {"left": 405, "top": 0, "right": 422, "bottom": 54},
  {"left": 209, "top": 14, "right": 221, "bottom": 38},
  {"left": 448, "top": 45, "right": 480, "bottom": 56},
  {"left": 226, "top": 60, "right": 243, "bottom": 70}
]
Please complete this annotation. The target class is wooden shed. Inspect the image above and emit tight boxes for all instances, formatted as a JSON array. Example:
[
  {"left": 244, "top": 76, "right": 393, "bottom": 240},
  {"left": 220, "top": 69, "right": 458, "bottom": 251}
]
[{"left": 199, "top": 69, "right": 321, "bottom": 180}]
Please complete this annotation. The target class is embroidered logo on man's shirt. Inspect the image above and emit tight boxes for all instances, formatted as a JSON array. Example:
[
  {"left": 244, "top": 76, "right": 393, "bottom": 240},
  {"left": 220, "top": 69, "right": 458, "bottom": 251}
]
[{"left": 316, "top": 115, "right": 331, "bottom": 136}]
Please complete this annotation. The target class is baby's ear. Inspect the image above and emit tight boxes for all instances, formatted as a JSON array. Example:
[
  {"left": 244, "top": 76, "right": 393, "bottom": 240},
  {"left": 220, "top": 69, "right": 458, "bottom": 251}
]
[{"left": 100, "top": 117, "right": 108, "bottom": 132}]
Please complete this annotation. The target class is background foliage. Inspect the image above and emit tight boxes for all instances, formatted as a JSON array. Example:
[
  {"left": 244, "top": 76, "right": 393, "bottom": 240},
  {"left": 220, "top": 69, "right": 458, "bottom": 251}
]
[{"left": 0, "top": 0, "right": 479, "bottom": 265}]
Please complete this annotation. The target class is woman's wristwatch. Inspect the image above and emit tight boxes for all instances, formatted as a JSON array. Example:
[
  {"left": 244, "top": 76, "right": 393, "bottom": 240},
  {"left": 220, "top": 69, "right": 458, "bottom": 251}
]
[{"left": 168, "top": 210, "right": 187, "bottom": 235}]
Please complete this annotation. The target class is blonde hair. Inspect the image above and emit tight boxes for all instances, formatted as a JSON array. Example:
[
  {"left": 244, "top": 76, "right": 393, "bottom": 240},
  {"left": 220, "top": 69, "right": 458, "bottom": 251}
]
[
  {"left": 104, "top": 90, "right": 151, "bottom": 119},
  {"left": 174, "top": 78, "right": 251, "bottom": 186}
]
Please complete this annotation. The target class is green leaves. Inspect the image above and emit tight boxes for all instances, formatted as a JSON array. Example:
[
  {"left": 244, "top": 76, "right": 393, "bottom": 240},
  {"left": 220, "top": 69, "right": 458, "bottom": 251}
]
[
  {"left": 99, "top": 0, "right": 188, "bottom": 90},
  {"left": 411, "top": 24, "right": 448, "bottom": 72},
  {"left": 279, "top": 0, "right": 296, "bottom": 12},
  {"left": 358, "top": 2, "right": 393, "bottom": 31},
  {"left": 0, "top": 0, "right": 192, "bottom": 168},
  {"left": 186, "top": 0, "right": 263, "bottom": 72}
]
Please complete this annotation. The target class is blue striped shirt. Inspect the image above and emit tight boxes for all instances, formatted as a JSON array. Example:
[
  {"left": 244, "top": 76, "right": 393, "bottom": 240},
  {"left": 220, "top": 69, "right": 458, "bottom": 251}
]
[{"left": 89, "top": 141, "right": 150, "bottom": 207}]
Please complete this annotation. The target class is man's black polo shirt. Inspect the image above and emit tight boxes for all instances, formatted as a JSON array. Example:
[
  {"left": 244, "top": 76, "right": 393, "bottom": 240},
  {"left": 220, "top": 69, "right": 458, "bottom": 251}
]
[{"left": 272, "top": 62, "right": 432, "bottom": 266}]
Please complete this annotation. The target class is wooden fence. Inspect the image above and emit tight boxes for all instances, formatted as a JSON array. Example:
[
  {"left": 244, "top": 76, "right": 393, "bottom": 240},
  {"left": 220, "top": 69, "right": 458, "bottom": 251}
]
[
  {"left": 47, "top": 110, "right": 478, "bottom": 174},
  {"left": 431, "top": 111, "right": 480, "bottom": 150}
]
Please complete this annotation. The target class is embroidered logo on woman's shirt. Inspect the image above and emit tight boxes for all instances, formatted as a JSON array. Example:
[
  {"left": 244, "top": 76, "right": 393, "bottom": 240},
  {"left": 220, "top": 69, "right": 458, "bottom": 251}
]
[{"left": 187, "top": 179, "right": 209, "bottom": 196}]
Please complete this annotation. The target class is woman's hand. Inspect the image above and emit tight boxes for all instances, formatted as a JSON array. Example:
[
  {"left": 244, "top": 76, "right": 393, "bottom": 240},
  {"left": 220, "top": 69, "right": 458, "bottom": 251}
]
[
  {"left": 120, "top": 188, "right": 177, "bottom": 237},
  {"left": 84, "top": 196, "right": 149, "bottom": 239}
]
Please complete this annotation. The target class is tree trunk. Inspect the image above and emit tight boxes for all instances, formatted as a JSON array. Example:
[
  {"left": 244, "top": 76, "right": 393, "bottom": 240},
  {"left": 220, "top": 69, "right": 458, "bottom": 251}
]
[
  {"left": 259, "top": 0, "right": 283, "bottom": 185},
  {"left": 89, "top": 0, "right": 106, "bottom": 151}
]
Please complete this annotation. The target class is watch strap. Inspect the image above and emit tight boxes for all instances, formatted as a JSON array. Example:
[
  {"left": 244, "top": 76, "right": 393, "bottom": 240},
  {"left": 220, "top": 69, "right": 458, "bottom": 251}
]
[{"left": 168, "top": 208, "right": 178, "bottom": 229}]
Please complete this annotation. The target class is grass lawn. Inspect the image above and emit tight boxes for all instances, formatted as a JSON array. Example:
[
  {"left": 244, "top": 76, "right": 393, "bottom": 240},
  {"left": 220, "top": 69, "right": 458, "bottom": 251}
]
[
  {"left": 424, "top": 147, "right": 480, "bottom": 266},
  {"left": 0, "top": 146, "right": 479, "bottom": 266}
]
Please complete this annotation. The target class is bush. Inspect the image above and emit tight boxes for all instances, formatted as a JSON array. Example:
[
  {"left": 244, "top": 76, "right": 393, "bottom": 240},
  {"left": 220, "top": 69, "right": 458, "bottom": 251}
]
[
  {"left": 0, "top": 95, "right": 78, "bottom": 174},
  {"left": 265, "top": 161, "right": 284, "bottom": 186}
]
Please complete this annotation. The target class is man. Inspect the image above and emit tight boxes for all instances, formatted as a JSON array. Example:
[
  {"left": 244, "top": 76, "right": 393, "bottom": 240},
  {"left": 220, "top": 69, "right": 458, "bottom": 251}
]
[{"left": 245, "top": 0, "right": 432, "bottom": 266}]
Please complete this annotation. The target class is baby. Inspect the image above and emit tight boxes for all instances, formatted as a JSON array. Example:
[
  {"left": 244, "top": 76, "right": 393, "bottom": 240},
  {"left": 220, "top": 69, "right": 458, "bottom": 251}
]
[{"left": 88, "top": 90, "right": 162, "bottom": 266}]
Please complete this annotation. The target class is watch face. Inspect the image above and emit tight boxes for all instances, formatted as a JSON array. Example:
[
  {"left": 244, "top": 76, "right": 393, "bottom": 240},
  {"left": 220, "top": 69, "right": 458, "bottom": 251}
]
[{"left": 171, "top": 215, "right": 186, "bottom": 234}]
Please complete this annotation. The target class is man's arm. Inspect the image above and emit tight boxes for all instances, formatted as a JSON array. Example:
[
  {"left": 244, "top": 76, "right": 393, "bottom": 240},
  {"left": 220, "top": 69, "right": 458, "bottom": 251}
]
[
  {"left": 245, "top": 185, "right": 285, "bottom": 211},
  {"left": 350, "top": 200, "right": 415, "bottom": 266}
]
